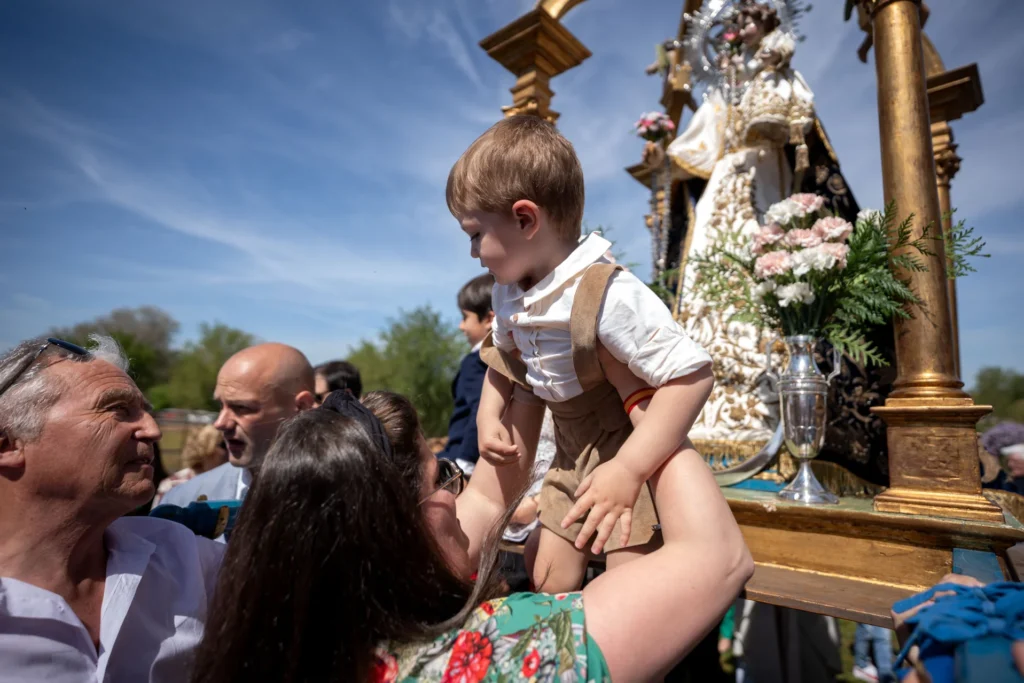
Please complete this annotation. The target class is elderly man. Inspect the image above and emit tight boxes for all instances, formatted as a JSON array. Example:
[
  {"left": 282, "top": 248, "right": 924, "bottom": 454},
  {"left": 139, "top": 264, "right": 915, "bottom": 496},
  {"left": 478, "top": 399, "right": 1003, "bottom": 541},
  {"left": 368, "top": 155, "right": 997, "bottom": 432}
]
[
  {"left": 160, "top": 343, "right": 315, "bottom": 506},
  {"left": 0, "top": 335, "right": 223, "bottom": 682}
]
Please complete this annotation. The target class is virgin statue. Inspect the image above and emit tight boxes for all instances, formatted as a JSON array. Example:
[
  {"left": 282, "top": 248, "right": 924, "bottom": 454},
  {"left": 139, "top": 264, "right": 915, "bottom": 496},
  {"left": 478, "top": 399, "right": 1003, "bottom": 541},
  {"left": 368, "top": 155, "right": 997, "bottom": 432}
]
[{"left": 646, "top": 0, "right": 886, "bottom": 486}]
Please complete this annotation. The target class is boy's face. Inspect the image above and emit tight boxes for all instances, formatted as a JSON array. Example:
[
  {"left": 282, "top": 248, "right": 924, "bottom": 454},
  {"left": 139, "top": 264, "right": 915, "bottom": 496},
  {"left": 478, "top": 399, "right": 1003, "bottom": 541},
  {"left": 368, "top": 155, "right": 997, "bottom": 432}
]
[
  {"left": 459, "top": 310, "right": 494, "bottom": 347},
  {"left": 460, "top": 210, "right": 535, "bottom": 286}
]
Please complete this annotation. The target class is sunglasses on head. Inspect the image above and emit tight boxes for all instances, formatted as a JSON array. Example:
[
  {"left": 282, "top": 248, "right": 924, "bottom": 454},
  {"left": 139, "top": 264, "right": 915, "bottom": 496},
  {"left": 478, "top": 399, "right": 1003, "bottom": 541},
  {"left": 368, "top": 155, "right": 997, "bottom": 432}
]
[
  {"left": 419, "top": 458, "right": 464, "bottom": 504},
  {"left": 0, "top": 338, "right": 87, "bottom": 399}
]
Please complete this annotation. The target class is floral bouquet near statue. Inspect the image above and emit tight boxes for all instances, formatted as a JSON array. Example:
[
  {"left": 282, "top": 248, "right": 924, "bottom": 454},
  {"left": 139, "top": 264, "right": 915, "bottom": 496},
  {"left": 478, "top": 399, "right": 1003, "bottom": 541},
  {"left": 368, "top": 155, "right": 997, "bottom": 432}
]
[
  {"left": 634, "top": 111, "right": 675, "bottom": 143},
  {"left": 696, "top": 193, "right": 931, "bottom": 367},
  {"left": 693, "top": 194, "right": 930, "bottom": 504}
]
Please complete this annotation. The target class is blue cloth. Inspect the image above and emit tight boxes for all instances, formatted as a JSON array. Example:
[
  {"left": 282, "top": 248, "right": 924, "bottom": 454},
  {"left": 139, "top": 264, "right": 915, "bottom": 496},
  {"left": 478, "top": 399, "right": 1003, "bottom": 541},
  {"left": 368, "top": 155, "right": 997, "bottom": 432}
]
[
  {"left": 150, "top": 499, "right": 243, "bottom": 539},
  {"left": 438, "top": 350, "right": 487, "bottom": 467},
  {"left": 856, "top": 623, "right": 895, "bottom": 681},
  {"left": 893, "top": 582, "right": 1024, "bottom": 683}
]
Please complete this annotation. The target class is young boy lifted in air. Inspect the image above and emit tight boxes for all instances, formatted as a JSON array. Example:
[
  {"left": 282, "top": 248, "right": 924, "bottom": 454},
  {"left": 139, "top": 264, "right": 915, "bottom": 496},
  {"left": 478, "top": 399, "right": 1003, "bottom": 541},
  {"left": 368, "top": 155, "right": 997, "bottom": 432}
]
[{"left": 446, "top": 115, "right": 715, "bottom": 593}]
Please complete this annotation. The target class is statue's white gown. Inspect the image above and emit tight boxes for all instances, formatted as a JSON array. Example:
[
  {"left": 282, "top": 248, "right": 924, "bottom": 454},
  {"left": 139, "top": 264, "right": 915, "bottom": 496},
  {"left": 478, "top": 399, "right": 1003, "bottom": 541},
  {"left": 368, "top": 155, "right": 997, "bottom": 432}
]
[{"left": 666, "top": 32, "right": 815, "bottom": 459}]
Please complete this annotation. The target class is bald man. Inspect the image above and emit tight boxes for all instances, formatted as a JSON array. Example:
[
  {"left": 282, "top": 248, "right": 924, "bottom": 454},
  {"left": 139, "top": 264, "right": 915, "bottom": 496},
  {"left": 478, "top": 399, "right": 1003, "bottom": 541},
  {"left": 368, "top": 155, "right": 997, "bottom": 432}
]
[{"left": 160, "top": 343, "right": 315, "bottom": 510}]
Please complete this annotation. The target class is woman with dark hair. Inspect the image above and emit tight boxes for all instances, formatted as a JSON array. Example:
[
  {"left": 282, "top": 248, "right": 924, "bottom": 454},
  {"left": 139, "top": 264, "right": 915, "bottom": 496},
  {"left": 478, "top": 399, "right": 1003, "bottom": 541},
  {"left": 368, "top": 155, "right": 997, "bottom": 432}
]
[{"left": 192, "top": 368, "right": 753, "bottom": 682}]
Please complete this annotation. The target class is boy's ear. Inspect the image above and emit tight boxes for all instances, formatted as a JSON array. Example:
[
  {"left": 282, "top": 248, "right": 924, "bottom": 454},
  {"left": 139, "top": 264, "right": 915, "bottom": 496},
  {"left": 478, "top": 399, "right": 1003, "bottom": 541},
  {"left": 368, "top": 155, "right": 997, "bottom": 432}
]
[
  {"left": 481, "top": 311, "right": 495, "bottom": 328},
  {"left": 511, "top": 200, "right": 541, "bottom": 240},
  {"left": 0, "top": 431, "right": 26, "bottom": 470}
]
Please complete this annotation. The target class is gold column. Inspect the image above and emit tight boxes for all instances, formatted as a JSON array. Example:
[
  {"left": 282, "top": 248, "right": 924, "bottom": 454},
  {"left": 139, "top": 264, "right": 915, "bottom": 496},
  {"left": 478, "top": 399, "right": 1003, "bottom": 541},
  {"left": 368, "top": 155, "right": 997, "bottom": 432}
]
[
  {"left": 864, "top": 0, "right": 1002, "bottom": 522},
  {"left": 932, "top": 122, "right": 962, "bottom": 378}
]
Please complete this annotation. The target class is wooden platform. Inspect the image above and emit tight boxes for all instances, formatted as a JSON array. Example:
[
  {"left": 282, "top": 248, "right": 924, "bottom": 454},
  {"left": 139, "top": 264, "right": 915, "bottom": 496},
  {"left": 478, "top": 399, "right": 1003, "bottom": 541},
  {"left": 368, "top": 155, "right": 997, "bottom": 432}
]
[
  {"left": 502, "top": 489, "right": 1024, "bottom": 626},
  {"left": 725, "top": 489, "right": 1024, "bottom": 626}
]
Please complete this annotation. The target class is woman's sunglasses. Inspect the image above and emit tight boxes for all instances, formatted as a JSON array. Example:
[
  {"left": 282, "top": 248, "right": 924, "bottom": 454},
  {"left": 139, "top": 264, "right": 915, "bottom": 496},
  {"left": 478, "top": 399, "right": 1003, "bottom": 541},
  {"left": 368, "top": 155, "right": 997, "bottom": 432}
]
[{"left": 419, "top": 458, "right": 464, "bottom": 504}]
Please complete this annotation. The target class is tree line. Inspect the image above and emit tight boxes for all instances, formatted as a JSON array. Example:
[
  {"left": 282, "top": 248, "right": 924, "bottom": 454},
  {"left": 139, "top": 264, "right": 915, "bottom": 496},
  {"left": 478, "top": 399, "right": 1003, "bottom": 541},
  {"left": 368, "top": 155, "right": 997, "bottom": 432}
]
[
  {"left": 34, "top": 304, "right": 1024, "bottom": 437},
  {"left": 44, "top": 305, "right": 464, "bottom": 437}
]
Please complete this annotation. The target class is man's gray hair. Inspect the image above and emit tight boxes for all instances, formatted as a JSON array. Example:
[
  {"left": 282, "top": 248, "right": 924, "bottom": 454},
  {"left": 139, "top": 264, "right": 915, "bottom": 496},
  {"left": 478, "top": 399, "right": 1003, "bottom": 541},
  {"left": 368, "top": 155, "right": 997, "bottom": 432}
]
[{"left": 0, "top": 334, "right": 131, "bottom": 442}]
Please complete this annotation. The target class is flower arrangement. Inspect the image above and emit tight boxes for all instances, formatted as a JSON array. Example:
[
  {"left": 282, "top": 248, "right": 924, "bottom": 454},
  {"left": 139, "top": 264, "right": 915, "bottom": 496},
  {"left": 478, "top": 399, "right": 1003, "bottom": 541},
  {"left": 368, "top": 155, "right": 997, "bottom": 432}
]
[
  {"left": 692, "top": 194, "right": 942, "bottom": 366},
  {"left": 634, "top": 111, "right": 676, "bottom": 143}
]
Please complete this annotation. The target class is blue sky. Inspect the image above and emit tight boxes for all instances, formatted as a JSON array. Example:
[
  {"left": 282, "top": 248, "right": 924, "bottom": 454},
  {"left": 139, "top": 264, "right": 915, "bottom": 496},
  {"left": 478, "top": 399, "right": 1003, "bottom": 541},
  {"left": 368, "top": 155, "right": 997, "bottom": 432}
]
[{"left": 1, "top": 0, "right": 1022, "bottom": 388}]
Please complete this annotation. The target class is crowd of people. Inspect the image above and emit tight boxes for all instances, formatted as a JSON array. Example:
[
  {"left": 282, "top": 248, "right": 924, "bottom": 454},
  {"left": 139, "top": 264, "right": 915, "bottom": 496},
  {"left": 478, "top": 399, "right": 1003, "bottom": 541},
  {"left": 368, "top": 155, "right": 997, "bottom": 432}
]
[{"left": 1, "top": 116, "right": 1018, "bottom": 683}]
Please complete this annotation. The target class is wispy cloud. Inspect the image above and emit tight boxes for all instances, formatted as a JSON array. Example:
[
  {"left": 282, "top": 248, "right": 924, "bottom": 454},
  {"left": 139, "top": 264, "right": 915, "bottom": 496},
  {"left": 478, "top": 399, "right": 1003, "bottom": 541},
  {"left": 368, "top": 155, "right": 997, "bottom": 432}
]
[
  {"left": 387, "top": 1, "right": 482, "bottom": 87},
  {"left": 2, "top": 0, "right": 1022, "bottom": 378}
]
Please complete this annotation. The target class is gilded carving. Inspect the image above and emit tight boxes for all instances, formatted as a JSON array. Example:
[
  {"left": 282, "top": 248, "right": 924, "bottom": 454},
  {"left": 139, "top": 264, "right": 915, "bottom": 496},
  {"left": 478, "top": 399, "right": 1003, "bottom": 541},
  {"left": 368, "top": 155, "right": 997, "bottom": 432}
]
[{"left": 934, "top": 145, "right": 961, "bottom": 186}]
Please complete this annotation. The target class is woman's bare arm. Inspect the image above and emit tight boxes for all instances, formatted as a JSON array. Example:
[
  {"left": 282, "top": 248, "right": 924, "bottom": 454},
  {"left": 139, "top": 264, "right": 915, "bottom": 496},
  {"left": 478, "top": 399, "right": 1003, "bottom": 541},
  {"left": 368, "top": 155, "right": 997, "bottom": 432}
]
[{"left": 582, "top": 391, "right": 753, "bottom": 682}]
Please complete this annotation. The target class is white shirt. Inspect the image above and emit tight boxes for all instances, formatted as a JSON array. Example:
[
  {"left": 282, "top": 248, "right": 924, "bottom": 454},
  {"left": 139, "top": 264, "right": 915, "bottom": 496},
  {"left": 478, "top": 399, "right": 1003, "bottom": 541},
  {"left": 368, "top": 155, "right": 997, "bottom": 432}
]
[
  {"left": 0, "top": 517, "right": 225, "bottom": 683},
  {"left": 492, "top": 233, "right": 712, "bottom": 403}
]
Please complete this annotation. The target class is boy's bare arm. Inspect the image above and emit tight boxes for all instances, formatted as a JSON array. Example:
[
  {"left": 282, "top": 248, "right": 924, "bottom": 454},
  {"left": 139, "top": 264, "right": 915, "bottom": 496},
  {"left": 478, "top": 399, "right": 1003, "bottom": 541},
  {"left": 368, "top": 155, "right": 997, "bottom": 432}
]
[
  {"left": 459, "top": 392, "right": 544, "bottom": 564},
  {"left": 476, "top": 368, "right": 521, "bottom": 464},
  {"left": 611, "top": 363, "right": 714, "bottom": 481},
  {"left": 562, "top": 357, "right": 714, "bottom": 553}
]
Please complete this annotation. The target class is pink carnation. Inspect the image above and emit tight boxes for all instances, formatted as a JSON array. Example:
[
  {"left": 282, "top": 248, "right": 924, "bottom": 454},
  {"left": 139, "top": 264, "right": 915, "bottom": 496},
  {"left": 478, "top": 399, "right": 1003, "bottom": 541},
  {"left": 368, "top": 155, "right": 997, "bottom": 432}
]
[
  {"left": 789, "top": 193, "right": 826, "bottom": 216},
  {"left": 818, "top": 242, "right": 850, "bottom": 269},
  {"left": 752, "top": 222, "right": 785, "bottom": 254},
  {"left": 754, "top": 251, "right": 793, "bottom": 278},
  {"left": 812, "top": 216, "right": 853, "bottom": 242},
  {"left": 784, "top": 228, "right": 823, "bottom": 249}
]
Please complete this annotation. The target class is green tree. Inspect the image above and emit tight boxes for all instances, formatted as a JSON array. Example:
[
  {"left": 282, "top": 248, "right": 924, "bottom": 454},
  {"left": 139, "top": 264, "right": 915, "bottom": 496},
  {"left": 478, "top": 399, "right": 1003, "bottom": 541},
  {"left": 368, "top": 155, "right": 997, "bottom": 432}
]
[
  {"left": 972, "top": 367, "right": 1024, "bottom": 426},
  {"left": 149, "top": 323, "right": 257, "bottom": 411},
  {"left": 49, "top": 306, "right": 179, "bottom": 393},
  {"left": 348, "top": 306, "right": 466, "bottom": 437}
]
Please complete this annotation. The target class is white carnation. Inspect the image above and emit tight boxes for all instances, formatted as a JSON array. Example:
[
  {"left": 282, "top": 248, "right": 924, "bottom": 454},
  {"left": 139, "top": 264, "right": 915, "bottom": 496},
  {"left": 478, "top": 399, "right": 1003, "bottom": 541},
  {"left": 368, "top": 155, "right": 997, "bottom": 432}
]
[
  {"left": 765, "top": 199, "right": 799, "bottom": 226},
  {"left": 776, "top": 282, "right": 815, "bottom": 308},
  {"left": 791, "top": 245, "right": 839, "bottom": 276},
  {"left": 857, "top": 208, "right": 882, "bottom": 225},
  {"left": 752, "top": 280, "right": 777, "bottom": 300}
]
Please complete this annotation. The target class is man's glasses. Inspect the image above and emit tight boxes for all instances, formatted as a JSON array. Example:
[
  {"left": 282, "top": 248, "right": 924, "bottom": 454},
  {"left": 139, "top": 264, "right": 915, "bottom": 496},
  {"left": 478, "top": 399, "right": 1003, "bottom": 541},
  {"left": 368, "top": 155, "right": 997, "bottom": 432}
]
[
  {"left": 0, "top": 338, "right": 87, "bottom": 399},
  {"left": 420, "top": 458, "right": 464, "bottom": 504}
]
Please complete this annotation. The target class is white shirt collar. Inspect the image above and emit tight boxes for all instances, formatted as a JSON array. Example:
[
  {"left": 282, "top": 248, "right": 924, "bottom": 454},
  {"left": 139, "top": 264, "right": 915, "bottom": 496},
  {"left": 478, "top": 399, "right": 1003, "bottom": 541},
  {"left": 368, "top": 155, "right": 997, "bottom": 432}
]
[
  {"left": 0, "top": 522, "right": 158, "bottom": 678},
  {"left": 236, "top": 467, "right": 252, "bottom": 500},
  {"left": 508, "top": 233, "right": 612, "bottom": 308},
  {"left": 471, "top": 339, "right": 484, "bottom": 353}
]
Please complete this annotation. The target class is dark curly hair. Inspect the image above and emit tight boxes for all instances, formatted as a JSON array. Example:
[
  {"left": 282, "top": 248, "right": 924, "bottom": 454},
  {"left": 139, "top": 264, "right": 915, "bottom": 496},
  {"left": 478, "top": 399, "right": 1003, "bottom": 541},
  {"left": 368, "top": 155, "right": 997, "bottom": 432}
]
[{"left": 737, "top": 0, "right": 780, "bottom": 36}]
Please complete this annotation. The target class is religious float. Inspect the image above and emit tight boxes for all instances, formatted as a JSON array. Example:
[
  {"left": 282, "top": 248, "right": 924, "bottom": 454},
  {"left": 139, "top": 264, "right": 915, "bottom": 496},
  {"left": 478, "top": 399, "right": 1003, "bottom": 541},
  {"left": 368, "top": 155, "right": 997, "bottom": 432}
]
[{"left": 477, "top": 0, "right": 1024, "bottom": 629}]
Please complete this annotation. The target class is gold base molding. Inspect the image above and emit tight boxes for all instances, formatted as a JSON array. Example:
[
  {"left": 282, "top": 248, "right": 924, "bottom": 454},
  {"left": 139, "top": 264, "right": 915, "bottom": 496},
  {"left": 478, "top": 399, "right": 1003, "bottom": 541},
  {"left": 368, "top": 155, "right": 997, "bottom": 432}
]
[
  {"left": 874, "top": 486, "right": 1004, "bottom": 523},
  {"left": 871, "top": 399, "right": 1001, "bottom": 522}
]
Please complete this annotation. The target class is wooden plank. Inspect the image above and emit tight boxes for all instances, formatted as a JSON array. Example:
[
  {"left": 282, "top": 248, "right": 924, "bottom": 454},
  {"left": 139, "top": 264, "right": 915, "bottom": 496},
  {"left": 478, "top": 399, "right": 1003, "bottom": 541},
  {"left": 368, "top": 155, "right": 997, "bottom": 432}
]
[{"left": 743, "top": 564, "right": 913, "bottom": 627}]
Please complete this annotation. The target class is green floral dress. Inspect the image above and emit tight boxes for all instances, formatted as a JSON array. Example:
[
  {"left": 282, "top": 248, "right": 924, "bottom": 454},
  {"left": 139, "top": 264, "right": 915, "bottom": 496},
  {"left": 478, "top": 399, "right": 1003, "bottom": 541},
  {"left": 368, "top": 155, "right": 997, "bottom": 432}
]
[{"left": 373, "top": 591, "right": 611, "bottom": 683}]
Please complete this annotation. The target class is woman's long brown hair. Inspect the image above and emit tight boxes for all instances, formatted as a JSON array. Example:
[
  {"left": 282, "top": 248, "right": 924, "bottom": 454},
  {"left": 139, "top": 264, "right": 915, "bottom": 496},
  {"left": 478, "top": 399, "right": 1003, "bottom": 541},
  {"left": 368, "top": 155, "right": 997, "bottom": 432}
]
[{"left": 190, "top": 392, "right": 524, "bottom": 682}]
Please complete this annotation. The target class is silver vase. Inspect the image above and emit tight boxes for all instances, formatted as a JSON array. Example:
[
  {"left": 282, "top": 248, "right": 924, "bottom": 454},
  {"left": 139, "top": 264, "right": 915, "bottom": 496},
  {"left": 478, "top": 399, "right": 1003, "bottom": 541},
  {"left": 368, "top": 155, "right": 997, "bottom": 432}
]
[{"left": 766, "top": 335, "right": 841, "bottom": 505}]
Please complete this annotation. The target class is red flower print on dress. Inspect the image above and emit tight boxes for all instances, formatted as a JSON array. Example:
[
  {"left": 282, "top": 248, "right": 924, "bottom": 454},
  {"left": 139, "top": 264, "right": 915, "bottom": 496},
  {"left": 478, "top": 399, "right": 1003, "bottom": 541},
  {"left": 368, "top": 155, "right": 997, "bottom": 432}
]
[
  {"left": 522, "top": 649, "right": 541, "bottom": 677},
  {"left": 480, "top": 601, "right": 496, "bottom": 616},
  {"left": 371, "top": 653, "right": 398, "bottom": 683},
  {"left": 441, "top": 631, "right": 493, "bottom": 683}
]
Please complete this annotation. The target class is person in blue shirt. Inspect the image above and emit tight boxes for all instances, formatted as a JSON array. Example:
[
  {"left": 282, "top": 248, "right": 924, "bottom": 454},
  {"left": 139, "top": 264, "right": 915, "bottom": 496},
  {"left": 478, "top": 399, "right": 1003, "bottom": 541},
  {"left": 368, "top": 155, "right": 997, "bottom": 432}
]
[{"left": 438, "top": 273, "right": 494, "bottom": 476}]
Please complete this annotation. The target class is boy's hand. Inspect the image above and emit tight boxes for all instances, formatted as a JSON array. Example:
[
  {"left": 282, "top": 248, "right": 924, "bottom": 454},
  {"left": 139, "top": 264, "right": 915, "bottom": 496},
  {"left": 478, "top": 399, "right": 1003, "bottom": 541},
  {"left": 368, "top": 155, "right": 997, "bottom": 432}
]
[
  {"left": 560, "top": 460, "right": 644, "bottom": 554},
  {"left": 478, "top": 419, "right": 520, "bottom": 465}
]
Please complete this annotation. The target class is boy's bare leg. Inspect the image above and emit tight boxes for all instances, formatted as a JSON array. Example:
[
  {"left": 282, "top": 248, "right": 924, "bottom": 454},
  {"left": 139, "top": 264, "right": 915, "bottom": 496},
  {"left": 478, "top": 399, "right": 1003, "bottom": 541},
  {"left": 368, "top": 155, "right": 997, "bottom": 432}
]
[
  {"left": 531, "top": 526, "right": 590, "bottom": 593},
  {"left": 605, "top": 536, "right": 663, "bottom": 570}
]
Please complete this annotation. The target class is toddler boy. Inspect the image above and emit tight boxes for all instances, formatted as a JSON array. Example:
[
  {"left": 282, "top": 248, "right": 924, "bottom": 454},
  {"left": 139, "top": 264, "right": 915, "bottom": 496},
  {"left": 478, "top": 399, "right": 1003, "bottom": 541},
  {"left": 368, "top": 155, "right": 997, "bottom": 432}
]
[{"left": 446, "top": 116, "right": 714, "bottom": 592}]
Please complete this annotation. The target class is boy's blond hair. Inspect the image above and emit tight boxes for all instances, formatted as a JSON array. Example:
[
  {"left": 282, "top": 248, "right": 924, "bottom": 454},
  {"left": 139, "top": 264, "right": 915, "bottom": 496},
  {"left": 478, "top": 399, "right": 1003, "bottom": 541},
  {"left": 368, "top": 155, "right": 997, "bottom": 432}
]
[{"left": 446, "top": 116, "right": 584, "bottom": 242}]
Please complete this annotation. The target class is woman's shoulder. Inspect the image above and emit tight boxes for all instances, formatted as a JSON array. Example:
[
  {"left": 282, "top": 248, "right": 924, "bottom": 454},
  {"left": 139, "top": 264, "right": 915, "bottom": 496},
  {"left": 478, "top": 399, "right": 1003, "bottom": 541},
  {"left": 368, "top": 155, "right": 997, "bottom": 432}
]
[{"left": 375, "top": 592, "right": 610, "bottom": 682}]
